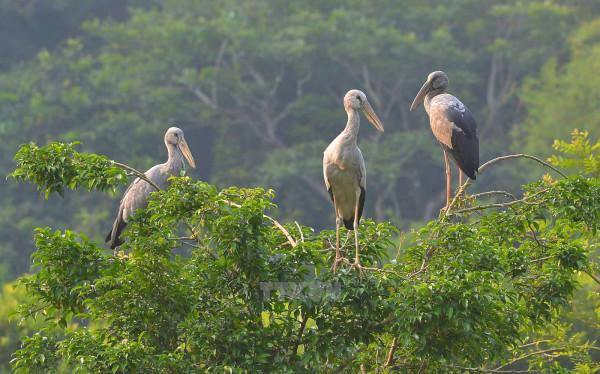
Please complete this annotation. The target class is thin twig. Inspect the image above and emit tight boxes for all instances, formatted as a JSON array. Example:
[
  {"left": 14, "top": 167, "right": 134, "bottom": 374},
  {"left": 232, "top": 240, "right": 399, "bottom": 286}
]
[
  {"left": 447, "top": 366, "right": 540, "bottom": 373},
  {"left": 360, "top": 266, "right": 398, "bottom": 275},
  {"left": 383, "top": 337, "right": 398, "bottom": 368},
  {"left": 492, "top": 348, "right": 566, "bottom": 371},
  {"left": 470, "top": 190, "right": 517, "bottom": 200},
  {"left": 451, "top": 189, "right": 549, "bottom": 215},
  {"left": 291, "top": 314, "right": 308, "bottom": 357},
  {"left": 445, "top": 154, "right": 566, "bottom": 216},
  {"left": 179, "top": 240, "right": 202, "bottom": 249},
  {"left": 294, "top": 221, "right": 305, "bottom": 243},
  {"left": 220, "top": 199, "right": 297, "bottom": 248},
  {"left": 519, "top": 340, "right": 551, "bottom": 349},
  {"left": 583, "top": 270, "right": 600, "bottom": 285},
  {"left": 529, "top": 255, "right": 554, "bottom": 264},
  {"left": 479, "top": 154, "right": 566, "bottom": 178},
  {"left": 112, "top": 161, "right": 160, "bottom": 191}
]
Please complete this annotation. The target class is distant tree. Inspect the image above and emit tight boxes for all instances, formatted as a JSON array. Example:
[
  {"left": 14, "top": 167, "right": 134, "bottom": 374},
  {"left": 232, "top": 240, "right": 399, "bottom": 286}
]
[{"left": 514, "top": 17, "right": 600, "bottom": 157}]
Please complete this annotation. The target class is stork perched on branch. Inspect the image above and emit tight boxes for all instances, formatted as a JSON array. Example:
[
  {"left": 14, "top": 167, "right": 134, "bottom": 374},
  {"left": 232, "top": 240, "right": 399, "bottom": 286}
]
[
  {"left": 410, "top": 71, "right": 479, "bottom": 211},
  {"left": 106, "top": 127, "right": 196, "bottom": 249},
  {"left": 323, "top": 90, "right": 384, "bottom": 272}
]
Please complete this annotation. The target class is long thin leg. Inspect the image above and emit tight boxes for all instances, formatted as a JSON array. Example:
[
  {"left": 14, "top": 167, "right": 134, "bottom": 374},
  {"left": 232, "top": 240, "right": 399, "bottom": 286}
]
[
  {"left": 351, "top": 191, "right": 363, "bottom": 273},
  {"left": 456, "top": 169, "right": 464, "bottom": 200},
  {"left": 332, "top": 215, "right": 343, "bottom": 272},
  {"left": 332, "top": 196, "right": 344, "bottom": 272},
  {"left": 443, "top": 149, "right": 451, "bottom": 211}
]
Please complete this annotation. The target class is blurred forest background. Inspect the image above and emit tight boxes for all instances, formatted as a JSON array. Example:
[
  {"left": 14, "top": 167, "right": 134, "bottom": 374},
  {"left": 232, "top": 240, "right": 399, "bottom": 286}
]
[{"left": 0, "top": 0, "right": 599, "bottom": 370}]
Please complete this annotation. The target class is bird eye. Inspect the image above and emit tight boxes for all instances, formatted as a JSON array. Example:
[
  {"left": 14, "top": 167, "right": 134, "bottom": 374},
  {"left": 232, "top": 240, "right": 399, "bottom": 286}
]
[{"left": 356, "top": 96, "right": 362, "bottom": 102}]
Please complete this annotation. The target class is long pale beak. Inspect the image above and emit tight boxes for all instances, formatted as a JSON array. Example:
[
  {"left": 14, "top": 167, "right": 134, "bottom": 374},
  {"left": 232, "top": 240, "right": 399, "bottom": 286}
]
[
  {"left": 410, "top": 80, "right": 432, "bottom": 112},
  {"left": 178, "top": 138, "right": 196, "bottom": 169},
  {"left": 362, "top": 100, "right": 384, "bottom": 132}
]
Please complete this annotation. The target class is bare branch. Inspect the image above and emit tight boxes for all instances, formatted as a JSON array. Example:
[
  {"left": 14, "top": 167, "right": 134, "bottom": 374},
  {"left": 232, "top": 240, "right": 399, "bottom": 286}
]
[
  {"left": 478, "top": 154, "right": 566, "bottom": 178},
  {"left": 291, "top": 314, "right": 307, "bottom": 357},
  {"left": 248, "top": 66, "right": 266, "bottom": 87},
  {"left": 529, "top": 255, "right": 554, "bottom": 264},
  {"left": 492, "top": 348, "right": 567, "bottom": 371},
  {"left": 191, "top": 88, "right": 218, "bottom": 110},
  {"left": 362, "top": 64, "right": 382, "bottom": 110},
  {"left": 220, "top": 199, "right": 297, "bottom": 248},
  {"left": 301, "top": 174, "right": 333, "bottom": 202},
  {"left": 294, "top": 221, "right": 305, "bottom": 243},
  {"left": 296, "top": 72, "right": 312, "bottom": 97},
  {"left": 519, "top": 340, "right": 552, "bottom": 349},
  {"left": 272, "top": 100, "right": 295, "bottom": 126},
  {"left": 383, "top": 337, "right": 398, "bottom": 369},
  {"left": 211, "top": 38, "right": 229, "bottom": 105},
  {"left": 445, "top": 154, "right": 566, "bottom": 216},
  {"left": 112, "top": 161, "right": 160, "bottom": 191},
  {"left": 470, "top": 190, "right": 517, "bottom": 200},
  {"left": 583, "top": 269, "right": 600, "bottom": 285},
  {"left": 451, "top": 188, "right": 549, "bottom": 215},
  {"left": 172, "top": 74, "right": 218, "bottom": 110},
  {"left": 267, "top": 71, "right": 284, "bottom": 98}
]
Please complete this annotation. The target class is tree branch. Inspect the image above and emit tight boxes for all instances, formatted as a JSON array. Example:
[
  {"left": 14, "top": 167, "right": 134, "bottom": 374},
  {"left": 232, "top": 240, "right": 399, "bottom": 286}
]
[
  {"left": 583, "top": 269, "right": 600, "bottom": 285},
  {"left": 383, "top": 337, "right": 397, "bottom": 369},
  {"left": 470, "top": 190, "right": 517, "bottom": 200},
  {"left": 211, "top": 38, "right": 229, "bottom": 105},
  {"left": 291, "top": 313, "right": 307, "bottom": 356},
  {"left": 112, "top": 161, "right": 160, "bottom": 191},
  {"left": 492, "top": 348, "right": 566, "bottom": 371},
  {"left": 451, "top": 188, "right": 548, "bottom": 215},
  {"left": 478, "top": 154, "right": 566, "bottom": 178},
  {"left": 445, "top": 154, "right": 566, "bottom": 215},
  {"left": 220, "top": 199, "right": 297, "bottom": 248}
]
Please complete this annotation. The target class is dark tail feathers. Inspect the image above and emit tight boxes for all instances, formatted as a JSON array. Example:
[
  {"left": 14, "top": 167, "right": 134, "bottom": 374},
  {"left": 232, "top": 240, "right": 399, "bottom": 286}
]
[
  {"left": 343, "top": 219, "right": 354, "bottom": 231},
  {"left": 106, "top": 214, "right": 126, "bottom": 250},
  {"left": 464, "top": 169, "right": 477, "bottom": 180}
]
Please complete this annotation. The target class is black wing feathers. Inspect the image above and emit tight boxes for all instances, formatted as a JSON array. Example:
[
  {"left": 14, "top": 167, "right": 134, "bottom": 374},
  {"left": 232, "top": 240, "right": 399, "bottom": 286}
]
[{"left": 447, "top": 106, "right": 479, "bottom": 180}]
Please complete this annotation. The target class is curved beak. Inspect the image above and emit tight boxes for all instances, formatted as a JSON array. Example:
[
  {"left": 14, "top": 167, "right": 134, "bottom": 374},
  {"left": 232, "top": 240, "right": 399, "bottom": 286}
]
[
  {"left": 410, "top": 79, "right": 432, "bottom": 112},
  {"left": 178, "top": 137, "right": 196, "bottom": 169},
  {"left": 362, "top": 100, "right": 384, "bottom": 132}
]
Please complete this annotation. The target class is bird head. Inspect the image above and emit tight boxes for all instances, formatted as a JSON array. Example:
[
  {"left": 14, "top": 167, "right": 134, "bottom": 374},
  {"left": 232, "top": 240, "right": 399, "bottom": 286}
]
[
  {"left": 344, "top": 89, "right": 384, "bottom": 132},
  {"left": 410, "top": 71, "right": 449, "bottom": 112},
  {"left": 165, "top": 127, "right": 196, "bottom": 168}
]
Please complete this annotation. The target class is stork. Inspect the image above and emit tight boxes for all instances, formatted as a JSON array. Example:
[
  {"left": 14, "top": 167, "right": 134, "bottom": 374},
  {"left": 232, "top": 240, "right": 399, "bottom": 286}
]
[
  {"left": 323, "top": 89, "right": 384, "bottom": 272},
  {"left": 106, "top": 127, "right": 196, "bottom": 249},
  {"left": 410, "top": 71, "right": 479, "bottom": 212}
]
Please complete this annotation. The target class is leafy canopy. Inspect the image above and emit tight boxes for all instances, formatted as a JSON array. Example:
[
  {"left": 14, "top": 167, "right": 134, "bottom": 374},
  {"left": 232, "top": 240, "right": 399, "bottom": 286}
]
[{"left": 8, "top": 141, "right": 600, "bottom": 372}]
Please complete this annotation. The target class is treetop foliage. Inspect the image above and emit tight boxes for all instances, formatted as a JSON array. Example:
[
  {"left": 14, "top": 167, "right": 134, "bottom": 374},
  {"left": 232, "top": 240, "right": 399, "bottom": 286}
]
[{"left": 8, "top": 139, "right": 600, "bottom": 372}]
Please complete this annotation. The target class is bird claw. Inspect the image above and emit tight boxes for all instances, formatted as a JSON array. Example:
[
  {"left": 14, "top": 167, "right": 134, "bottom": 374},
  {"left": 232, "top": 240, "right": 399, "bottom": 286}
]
[
  {"left": 332, "top": 256, "right": 346, "bottom": 273},
  {"left": 439, "top": 205, "right": 450, "bottom": 217},
  {"left": 455, "top": 187, "right": 464, "bottom": 199},
  {"left": 350, "top": 260, "right": 364, "bottom": 275}
]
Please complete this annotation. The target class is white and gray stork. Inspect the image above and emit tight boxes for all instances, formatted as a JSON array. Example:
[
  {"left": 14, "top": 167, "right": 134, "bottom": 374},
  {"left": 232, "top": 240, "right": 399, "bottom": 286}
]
[
  {"left": 323, "top": 90, "right": 384, "bottom": 272},
  {"left": 106, "top": 127, "right": 196, "bottom": 249},
  {"left": 410, "top": 71, "right": 479, "bottom": 211}
]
